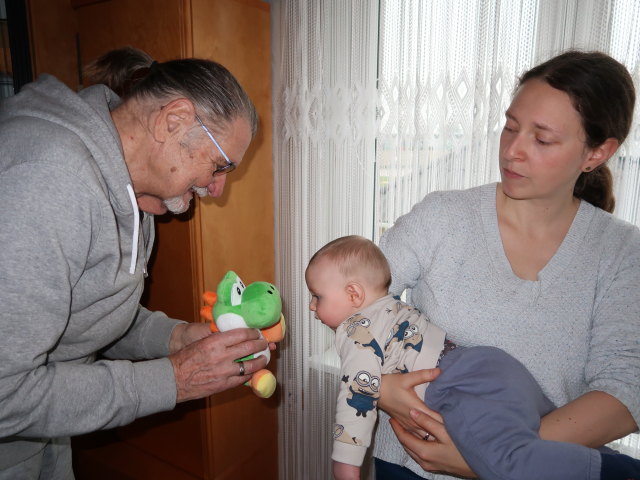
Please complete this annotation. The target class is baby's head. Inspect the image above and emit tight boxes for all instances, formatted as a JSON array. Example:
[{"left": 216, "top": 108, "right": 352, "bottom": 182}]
[{"left": 305, "top": 235, "right": 391, "bottom": 329}]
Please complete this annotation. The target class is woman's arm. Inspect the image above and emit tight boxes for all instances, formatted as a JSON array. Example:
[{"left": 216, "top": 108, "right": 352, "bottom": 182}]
[
  {"left": 540, "top": 390, "right": 638, "bottom": 446},
  {"left": 380, "top": 374, "right": 639, "bottom": 478}
]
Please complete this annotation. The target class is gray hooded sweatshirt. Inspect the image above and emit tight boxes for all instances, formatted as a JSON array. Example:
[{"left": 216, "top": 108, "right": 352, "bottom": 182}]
[{"left": 0, "top": 75, "right": 180, "bottom": 469}]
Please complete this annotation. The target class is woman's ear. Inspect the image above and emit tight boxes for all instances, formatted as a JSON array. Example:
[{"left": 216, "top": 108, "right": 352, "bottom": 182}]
[
  {"left": 583, "top": 138, "right": 619, "bottom": 172},
  {"left": 345, "top": 282, "right": 365, "bottom": 309}
]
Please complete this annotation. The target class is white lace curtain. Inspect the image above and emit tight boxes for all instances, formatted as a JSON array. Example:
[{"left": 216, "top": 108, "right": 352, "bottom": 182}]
[{"left": 271, "top": 1, "right": 640, "bottom": 479}]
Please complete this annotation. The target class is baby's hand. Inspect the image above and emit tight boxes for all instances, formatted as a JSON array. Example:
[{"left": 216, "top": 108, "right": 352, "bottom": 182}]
[{"left": 332, "top": 460, "right": 361, "bottom": 480}]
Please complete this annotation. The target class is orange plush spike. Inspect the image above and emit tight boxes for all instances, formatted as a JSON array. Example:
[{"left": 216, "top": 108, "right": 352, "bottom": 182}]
[
  {"left": 199, "top": 306, "right": 214, "bottom": 323},
  {"left": 202, "top": 291, "right": 217, "bottom": 306},
  {"left": 262, "top": 314, "right": 286, "bottom": 342}
]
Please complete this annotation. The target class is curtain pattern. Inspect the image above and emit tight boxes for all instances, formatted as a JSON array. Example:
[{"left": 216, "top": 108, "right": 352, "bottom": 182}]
[
  {"left": 271, "top": 2, "right": 379, "bottom": 479},
  {"left": 272, "top": 1, "right": 640, "bottom": 478}
]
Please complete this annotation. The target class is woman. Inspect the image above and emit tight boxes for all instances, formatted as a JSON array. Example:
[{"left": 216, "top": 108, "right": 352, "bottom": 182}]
[{"left": 373, "top": 50, "right": 640, "bottom": 479}]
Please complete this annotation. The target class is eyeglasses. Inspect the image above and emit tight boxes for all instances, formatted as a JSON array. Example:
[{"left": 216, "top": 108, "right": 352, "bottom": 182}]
[{"left": 194, "top": 113, "right": 236, "bottom": 177}]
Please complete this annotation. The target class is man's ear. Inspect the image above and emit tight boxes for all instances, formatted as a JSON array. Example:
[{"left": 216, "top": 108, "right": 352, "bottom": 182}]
[
  {"left": 583, "top": 138, "right": 619, "bottom": 172},
  {"left": 346, "top": 282, "right": 365, "bottom": 309},
  {"left": 152, "top": 98, "right": 196, "bottom": 142}
]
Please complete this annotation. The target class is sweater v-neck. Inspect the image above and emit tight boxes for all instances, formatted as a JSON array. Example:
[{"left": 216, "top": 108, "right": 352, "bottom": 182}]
[{"left": 480, "top": 183, "right": 594, "bottom": 300}]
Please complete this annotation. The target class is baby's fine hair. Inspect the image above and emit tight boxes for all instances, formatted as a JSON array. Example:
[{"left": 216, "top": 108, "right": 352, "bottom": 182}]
[{"left": 308, "top": 235, "right": 391, "bottom": 291}]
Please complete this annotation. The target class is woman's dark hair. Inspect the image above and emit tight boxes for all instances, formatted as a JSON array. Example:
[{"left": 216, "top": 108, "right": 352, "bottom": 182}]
[
  {"left": 83, "top": 46, "right": 257, "bottom": 137},
  {"left": 518, "top": 50, "right": 636, "bottom": 213}
]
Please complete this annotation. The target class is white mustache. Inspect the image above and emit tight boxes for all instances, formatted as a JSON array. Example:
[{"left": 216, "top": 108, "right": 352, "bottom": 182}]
[
  {"left": 163, "top": 186, "right": 209, "bottom": 214},
  {"left": 191, "top": 186, "right": 208, "bottom": 197}
]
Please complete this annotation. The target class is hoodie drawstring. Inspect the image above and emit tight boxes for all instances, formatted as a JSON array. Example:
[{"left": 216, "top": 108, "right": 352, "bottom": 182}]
[{"left": 126, "top": 184, "right": 139, "bottom": 274}]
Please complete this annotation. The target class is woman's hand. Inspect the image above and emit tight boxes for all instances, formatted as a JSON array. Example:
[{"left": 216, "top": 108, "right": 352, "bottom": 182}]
[
  {"left": 390, "top": 409, "right": 476, "bottom": 478},
  {"left": 379, "top": 369, "right": 476, "bottom": 478},
  {"left": 378, "top": 369, "right": 443, "bottom": 433}
]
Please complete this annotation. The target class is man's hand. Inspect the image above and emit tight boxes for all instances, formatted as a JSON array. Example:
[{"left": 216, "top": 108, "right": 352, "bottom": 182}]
[
  {"left": 169, "top": 322, "right": 212, "bottom": 354},
  {"left": 170, "top": 322, "right": 277, "bottom": 353},
  {"left": 170, "top": 328, "right": 268, "bottom": 402}
]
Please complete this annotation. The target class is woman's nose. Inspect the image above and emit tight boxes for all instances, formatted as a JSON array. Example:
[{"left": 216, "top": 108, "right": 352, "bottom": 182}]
[{"left": 503, "top": 132, "right": 525, "bottom": 160}]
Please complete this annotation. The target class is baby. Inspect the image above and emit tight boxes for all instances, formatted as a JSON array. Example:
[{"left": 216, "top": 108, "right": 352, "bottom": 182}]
[{"left": 305, "top": 235, "right": 454, "bottom": 480}]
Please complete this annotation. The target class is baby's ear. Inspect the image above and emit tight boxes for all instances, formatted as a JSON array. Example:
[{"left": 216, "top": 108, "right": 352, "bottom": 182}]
[{"left": 346, "top": 282, "right": 365, "bottom": 308}]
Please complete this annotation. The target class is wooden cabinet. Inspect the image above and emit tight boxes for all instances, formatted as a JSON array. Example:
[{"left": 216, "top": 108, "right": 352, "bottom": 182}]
[{"left": 26, "top": 1, "right": 276, "bottom": 478}]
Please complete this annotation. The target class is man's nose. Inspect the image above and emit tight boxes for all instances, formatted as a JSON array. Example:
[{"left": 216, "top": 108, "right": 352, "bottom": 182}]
[{"left": 209, "top": 175, "right": 227, "bottom": 198}]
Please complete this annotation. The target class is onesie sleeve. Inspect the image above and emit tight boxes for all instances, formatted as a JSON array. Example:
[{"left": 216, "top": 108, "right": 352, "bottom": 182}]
[
  {"left": 332, "top": 323, "right": 384, "bottom": 466},
  {"left": 585, "top": 224, "right": 640, "bottom": 428}
]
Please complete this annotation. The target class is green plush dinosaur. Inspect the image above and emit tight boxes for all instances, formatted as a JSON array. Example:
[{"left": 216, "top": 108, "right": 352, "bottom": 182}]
[{"left": 200, "top": 271, "right": 285, "bottom": 398}]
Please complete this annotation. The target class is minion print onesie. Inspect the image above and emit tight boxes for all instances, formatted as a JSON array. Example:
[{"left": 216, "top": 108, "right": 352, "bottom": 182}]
[{"left": 332, "top": 294, "right": 449, "bottom": 467}]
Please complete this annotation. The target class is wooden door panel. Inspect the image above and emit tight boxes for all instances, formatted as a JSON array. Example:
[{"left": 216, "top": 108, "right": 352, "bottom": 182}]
[{"left": 76, "top": 0, "right": 190, "bottom": 68}]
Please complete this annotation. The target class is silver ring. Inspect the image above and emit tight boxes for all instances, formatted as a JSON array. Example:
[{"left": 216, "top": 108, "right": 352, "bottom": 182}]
[
  {"left": 237, "top": 361, "right": 245, "bottom": 376},
  {"left": 423, "top": 433, "right": 431, "bottom": 441}
]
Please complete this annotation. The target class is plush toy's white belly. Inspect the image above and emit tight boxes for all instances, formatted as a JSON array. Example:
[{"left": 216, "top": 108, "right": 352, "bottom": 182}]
[{"left": 216, "top": 312, "right": 271, "bottom": 361}]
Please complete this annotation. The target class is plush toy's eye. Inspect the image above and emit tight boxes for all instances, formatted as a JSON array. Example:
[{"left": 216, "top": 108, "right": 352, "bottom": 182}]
[{"left": 230, "top": 279, "right": 244, "bottom": 306}]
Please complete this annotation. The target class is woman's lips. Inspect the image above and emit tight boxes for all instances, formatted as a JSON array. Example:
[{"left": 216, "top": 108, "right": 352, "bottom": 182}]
[{"left": 503, "top": 167, "right": 524, "bottom": 179}]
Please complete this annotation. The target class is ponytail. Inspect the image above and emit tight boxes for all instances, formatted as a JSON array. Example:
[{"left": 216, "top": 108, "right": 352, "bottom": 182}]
[
  {"left": 573, "top": 165, "right": 615, "bottom": 213},
  {"left": 83, "top": 46, "right": 153, "bottom": 97}
]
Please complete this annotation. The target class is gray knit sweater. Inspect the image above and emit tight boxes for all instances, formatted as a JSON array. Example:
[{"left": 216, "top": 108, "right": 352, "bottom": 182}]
[{"left": 373, "top": 183, "right": 640, "bottom": 479}]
